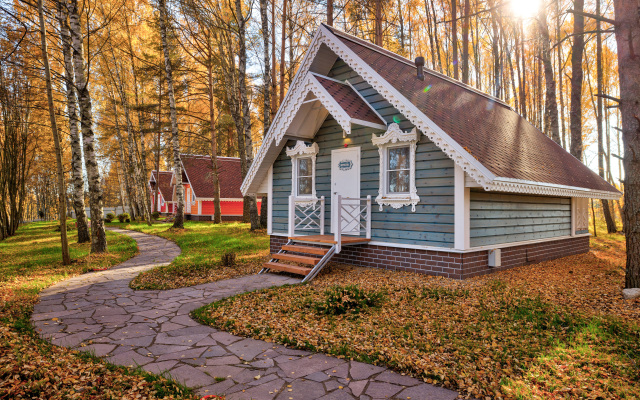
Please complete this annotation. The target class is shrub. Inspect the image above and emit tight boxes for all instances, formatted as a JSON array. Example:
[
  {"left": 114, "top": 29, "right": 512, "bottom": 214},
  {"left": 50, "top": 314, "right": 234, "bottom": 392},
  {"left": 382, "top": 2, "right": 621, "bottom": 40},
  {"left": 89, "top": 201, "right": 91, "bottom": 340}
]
[
  {"left": 151, "top": 211, "right": 160, "bottom": 220},
  {"left": 105, "top": 212, "right": 116, "bottom": 222},
  {"left": 117, "top": 213, "right": 131, "bottom": 223},
  {"left": 315, "top": 285, "right": 385, "bottom": 315},
  {"left": 221, "top": 253, "right": 236, "bottom": 267}
]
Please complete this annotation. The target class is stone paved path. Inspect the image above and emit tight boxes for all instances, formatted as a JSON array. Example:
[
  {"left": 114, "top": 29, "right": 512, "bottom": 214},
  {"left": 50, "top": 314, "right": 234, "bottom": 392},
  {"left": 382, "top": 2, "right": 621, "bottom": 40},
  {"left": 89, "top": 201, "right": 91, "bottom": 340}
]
[{"left": 32, "top": 228, "right": 460, "bottom": 400}]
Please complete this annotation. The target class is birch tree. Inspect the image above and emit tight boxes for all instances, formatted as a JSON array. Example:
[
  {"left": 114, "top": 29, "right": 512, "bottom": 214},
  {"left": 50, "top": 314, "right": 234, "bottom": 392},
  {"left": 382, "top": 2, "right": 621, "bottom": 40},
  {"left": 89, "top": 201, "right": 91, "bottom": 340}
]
[
  {"left": 158, "top": 0, "right": 186, "bottom": 229},
  {"left": 569, "top": 0, "right": 584, "bottom": 161},
  {"left": 67, "top": 0, "right": 107, "bottom": 252}
]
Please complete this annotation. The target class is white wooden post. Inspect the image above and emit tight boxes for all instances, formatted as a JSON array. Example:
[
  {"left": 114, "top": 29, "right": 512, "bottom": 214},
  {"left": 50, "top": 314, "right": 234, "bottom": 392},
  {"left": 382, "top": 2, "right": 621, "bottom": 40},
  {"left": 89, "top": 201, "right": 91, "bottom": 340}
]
[
  {"left": 366, "top": 195, "right": 372, "bottom": 239},
  {"left": 570, "top": 197, "right": 577, "bottom": 236},
  {"left": 454, "top": 165, "right": 470, "bottom": 250},
  {"left": 320, "top": 196, "right": 325, "bottom": 236},
  {"left": 288, "top": 195, "right": 295, "bottom": 237},
  {"left": 334, "top": 195, "right": 342, "bottom": 253}
]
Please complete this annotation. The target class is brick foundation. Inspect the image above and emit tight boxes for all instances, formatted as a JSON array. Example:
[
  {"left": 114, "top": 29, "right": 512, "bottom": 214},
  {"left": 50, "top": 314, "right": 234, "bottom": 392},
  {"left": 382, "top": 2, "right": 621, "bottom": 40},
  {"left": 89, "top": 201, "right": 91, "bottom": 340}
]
[
  {"left": 185, "top": 215, "right": 243, "bottom": 222},
  {"left": 270, "top": 235, "right": 590, "bottom": 279}
]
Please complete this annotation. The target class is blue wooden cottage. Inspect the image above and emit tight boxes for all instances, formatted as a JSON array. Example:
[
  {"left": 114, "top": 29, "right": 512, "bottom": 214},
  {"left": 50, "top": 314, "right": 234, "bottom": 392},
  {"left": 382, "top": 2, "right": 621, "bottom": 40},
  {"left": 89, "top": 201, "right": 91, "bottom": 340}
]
[{"left": 242, "top": 24, "right": 621, "bottom": 281}]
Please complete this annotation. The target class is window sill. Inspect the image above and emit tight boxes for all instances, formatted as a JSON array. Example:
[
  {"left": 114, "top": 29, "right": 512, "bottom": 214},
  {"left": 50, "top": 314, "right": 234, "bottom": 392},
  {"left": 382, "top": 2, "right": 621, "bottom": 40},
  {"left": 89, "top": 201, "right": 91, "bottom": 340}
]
[{"left": 375, "top": 193, "right": 420, "bottom": 211}]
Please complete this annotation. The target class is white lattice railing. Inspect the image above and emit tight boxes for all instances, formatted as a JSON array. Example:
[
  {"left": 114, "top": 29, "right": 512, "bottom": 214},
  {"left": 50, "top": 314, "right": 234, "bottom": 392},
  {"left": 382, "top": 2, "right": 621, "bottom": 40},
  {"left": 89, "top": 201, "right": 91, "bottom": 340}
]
[
  {"left": 334, "top": 195, "right": 371, "bottom": 253},
  {"left": 288, "top": 196, "right": 325, "bottom": 237}
]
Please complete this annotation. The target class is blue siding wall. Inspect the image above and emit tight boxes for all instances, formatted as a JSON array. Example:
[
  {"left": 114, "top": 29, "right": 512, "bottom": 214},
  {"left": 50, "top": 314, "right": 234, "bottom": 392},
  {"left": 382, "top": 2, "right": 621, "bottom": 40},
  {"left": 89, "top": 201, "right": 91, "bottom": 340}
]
[
  {"left": 470, "top": 191, "right": 571, "bottom": 247},
  {"left": 272, "top": 59, "right": 455, "bottom": 247}
]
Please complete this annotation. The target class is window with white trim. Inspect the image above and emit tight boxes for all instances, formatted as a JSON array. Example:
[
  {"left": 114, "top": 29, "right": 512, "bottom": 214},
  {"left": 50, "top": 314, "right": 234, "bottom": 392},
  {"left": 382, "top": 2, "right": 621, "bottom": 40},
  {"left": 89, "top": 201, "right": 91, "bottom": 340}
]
[
  {"left": 372, "top": 123, "right": 420, "bottom": 211},
  {"left": 286, "top": 141, "right": 319, "bottom": 200}
]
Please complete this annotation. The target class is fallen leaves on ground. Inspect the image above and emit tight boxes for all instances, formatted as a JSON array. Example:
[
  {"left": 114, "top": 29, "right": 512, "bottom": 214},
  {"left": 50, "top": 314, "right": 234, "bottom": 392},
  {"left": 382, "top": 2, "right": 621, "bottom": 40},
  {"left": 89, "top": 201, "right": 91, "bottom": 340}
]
[
  {"left": 195, "top": 234, "right": 640, "bottom": 400},
  {"left": 0, "top": 221, "right": 195, "bottom": 400}
]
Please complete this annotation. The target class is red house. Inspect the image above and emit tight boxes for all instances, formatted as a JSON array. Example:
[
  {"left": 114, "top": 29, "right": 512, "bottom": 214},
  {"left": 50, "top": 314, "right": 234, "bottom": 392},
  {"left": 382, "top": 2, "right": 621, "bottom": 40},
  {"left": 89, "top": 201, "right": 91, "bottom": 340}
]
[
  {"left": 151, "top": 154, "right": 259, "bottom": 221},
  {"left": 149, "top": 170, "right": 175, "bottom": 214}
]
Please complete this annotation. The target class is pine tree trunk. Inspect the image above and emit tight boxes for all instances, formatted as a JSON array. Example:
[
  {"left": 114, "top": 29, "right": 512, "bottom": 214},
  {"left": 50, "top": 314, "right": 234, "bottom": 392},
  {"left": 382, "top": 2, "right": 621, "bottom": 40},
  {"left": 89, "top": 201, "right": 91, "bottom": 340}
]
[
  {"left": 613, "top": 0, "right": 640, "bottom": 289},
  {"left": 327, "top": 0, "right": 333, "bottom": 25},
  {"left": 569, "top": 0, "right": 585, "bottom": 161},
  {"left": 68, "top": 0, "right": 106, "bottom": 253},
  {"left": 451, "top": 0, "right": 458, "bottom": 80},
  {"left": 39, "top": 0, "right": 70, "bottom": 265},
  {"left": 56, "top": 0, "right": 89, "bottom": 243},
  {"left": 537, "top": 7, "right": 561, "bottom": 145},
  {"left": 154, "top": 80, "right": 162, "bottom": 213},
  {"left": 260, "top": 0, "right": 271, "bottom": 229},
  {"left": 207, "top": 39, "right": 222, "bottom": 225},
  {"left": 374, "top": 0, "right": 383, "bottom": 46},
  {"left": 236, "top": 0, "right": 260, "bottom": 230},
  {"left": 461, "top": 0, "right": 469, "bottom": 84},
  {"left": 158, "top": 0, "right": 185, "bottom": 229}
]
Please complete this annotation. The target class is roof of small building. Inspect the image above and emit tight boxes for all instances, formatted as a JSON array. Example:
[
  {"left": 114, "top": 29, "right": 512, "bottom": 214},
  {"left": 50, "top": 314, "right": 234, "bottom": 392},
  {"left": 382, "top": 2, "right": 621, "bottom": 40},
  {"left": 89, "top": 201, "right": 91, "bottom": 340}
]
[
  {"left": 180, "top": 154, "right": 243, "bottom": 199},
  {"left": 325, "top": 25, "right": 618, "bottom": 195},
  {"left": 150, "top": 171, "right": 174, "bottom": 202},
  {"left": 313, "top": 75, "right": 385, "bottom": 126},
  {"left": 240, "top": 24, "right": 620, "bottom": 200}
]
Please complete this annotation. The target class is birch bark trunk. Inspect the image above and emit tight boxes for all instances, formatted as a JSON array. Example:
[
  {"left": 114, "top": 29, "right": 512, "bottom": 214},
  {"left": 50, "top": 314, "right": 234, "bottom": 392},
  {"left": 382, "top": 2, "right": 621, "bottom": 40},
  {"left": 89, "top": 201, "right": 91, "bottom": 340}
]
[
  {"left": 39, "top": 0, "right": 70, "bottom": 264},
  {"left": 207, "top": 38, "right": 222, "bottom": 224},
  {"left": 612, "top": 0, "right": 640, "bottom": 288},
  {"left": 56, "top": 0, "right": 89, "bottom": 243},
  {"left": 158, "top": 0, "right": 185, "bottom": 229},
  {"left": 68, "top": 0, "right": 107, "bottom": 252},
  {"left": 259, "top": 0, "right": 271, "bottom": 228}
]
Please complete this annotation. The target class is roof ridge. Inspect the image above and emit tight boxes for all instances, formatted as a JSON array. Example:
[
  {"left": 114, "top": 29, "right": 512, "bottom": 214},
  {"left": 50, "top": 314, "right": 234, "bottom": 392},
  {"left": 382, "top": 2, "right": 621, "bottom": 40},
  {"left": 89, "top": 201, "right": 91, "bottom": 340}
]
[
  {"left": 321, "top": 23, "right": 512, "bottom": 110},
  {"left": 180, "top": 153, "right": 242, "bottom": 161}
]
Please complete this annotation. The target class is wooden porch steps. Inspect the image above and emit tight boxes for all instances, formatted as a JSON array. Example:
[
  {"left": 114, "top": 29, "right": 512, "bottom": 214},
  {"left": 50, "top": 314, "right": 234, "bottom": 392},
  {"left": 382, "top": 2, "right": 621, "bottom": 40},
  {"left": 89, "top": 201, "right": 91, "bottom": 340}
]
[
  {"left": 281, "top": 244, "right": 330, "bottom": 256},
  {"left": 272, "top": 253, "right": 320, "bottom": 265},
  {"left": 262, "top": 262, "right": 312, "bottom": 276}
]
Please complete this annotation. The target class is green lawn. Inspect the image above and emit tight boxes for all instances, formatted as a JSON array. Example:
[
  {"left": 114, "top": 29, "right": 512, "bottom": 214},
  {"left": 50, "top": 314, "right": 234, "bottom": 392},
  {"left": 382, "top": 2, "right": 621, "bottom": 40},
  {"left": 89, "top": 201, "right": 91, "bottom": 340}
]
[
  {"left": 107, "top": 220, "right": 269, "bottom": 290},
  {"left": 0, "top": 221, "right": 195, "bottom": 399}
]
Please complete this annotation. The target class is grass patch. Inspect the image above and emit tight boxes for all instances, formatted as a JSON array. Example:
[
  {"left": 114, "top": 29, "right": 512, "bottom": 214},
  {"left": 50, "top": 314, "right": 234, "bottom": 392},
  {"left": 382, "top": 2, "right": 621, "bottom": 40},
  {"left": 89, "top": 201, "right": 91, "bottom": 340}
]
[
  {"left": 194, "top": 233, "right": 640, "bottom": 399},
  {"left": 108, "top": 220, "right": 268, "bottom": 290},
  {"left": 0, "top": 221, "right": 196, "bottom": 399}
]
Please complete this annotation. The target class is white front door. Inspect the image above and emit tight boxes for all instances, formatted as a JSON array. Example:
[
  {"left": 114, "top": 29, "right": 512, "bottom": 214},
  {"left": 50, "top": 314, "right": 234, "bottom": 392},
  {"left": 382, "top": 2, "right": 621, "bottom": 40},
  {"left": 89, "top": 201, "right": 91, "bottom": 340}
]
[{"left": 331, "top": 147, "right": 361, "bottom": 235}]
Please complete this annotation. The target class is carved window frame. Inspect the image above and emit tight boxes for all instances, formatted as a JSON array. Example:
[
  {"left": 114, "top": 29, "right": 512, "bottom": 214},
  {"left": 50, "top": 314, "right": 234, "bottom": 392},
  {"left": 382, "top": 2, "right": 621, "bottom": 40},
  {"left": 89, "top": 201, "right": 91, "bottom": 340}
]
[
  {"left": 372, "top": 123, "right": 420, "bottom": 211},
  {"left": 286, "top": 141, "right": 319, "bottom": 204}
]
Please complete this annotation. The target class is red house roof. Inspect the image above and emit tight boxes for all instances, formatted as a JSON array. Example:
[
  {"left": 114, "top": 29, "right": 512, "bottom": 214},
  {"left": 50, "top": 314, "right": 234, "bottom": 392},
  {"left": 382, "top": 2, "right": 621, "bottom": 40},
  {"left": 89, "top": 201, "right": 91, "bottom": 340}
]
[
  {"left": 324, "top": 25, "right": 619, "bottom": 195},
  {"left": 180, "top": 154, "right": 243, "bottom": 199},
  {"left": 150, "top": 171, "right": 174, "bottom": 202}
]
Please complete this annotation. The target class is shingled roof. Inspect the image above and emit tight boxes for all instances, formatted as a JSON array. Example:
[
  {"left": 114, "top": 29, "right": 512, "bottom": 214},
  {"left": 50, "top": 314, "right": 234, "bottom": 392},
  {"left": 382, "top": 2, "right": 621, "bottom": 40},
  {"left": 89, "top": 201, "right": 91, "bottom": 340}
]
[
  {"left": 324, "top": 25, "right": 619, "bottom": 196},
  {"left": 150, "top": 171, "right": 174, "bottom": 202},
  {"left": 181, "top": 154, "right": 243, "bottom": 199},
  {"left": 240, "top": 24, "right": 620, "bottom": 199},
  {"left": 312, "top": 75, "right": 385, "bottom": 126}
]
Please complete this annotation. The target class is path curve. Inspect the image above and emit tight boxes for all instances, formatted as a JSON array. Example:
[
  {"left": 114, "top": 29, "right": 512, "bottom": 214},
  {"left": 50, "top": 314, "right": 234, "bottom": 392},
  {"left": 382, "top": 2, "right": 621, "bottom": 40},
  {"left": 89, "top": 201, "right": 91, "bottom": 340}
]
[{"left": 32, "top": 228, "right": 459, "bottom": 400}]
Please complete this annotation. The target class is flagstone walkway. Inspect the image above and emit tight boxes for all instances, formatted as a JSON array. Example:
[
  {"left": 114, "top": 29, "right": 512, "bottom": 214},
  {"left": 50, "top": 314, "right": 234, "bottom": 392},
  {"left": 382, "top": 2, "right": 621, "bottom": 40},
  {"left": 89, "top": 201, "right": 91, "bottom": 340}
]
[{"left": 32, "top": 228, "right": 460, "bottom": 400}]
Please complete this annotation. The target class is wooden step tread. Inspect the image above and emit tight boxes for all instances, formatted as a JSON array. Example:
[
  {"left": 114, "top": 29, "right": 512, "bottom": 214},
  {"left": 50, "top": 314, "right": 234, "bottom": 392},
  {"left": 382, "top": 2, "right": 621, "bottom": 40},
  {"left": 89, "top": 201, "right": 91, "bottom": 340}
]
[
  {"left": 282, "top": 245, "right": 330, "bottom": 256},
  {"left": 263, "top": 262, "right": 312, "bottom": 276},
  {"left": 272, "top": 253, "right": 320, "bottom": 265}
]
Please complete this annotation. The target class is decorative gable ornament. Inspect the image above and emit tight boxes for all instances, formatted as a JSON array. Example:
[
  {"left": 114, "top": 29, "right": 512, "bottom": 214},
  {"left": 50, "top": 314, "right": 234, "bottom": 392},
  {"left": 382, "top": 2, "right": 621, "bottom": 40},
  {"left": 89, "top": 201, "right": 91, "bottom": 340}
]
[
  {"left": 372, "top": 124, "right": 420, "bottom": 212},
  {"left": 285, "top": 140, "right": 319, "bottom": 158}
]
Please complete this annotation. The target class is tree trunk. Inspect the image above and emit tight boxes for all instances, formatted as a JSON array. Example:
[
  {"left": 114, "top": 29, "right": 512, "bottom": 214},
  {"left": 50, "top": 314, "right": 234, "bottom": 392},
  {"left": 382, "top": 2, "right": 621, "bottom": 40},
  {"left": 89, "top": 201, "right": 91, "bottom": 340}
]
[
  {"left": 207, "top": 38, "right": 222, "bottom": 224},
  {"left": 451, "top": 0, "right": 458, "bottom": 80},
  {"left": 260, "top": 0, "right": 271, "bottom": 229},
  {"left": 556, "top": 0, "right": 567, "bottom": 149},
  {"left": 593, "top": 0, "right": 616, "bottom": 233},
  {"left": 56, "top": 0, "right": 89, "bottom": 243},
  {"left": 279, "top": 0, "right": 287, "bottom": 104},
  {"left": 236, "top": 0, "right": 260, "bottom": 230},
  {"left": 39, "top": 0, "right": 70, "bottom": 265},
  {"left": 154, "top": 79, "right": 162, "bottom": 213},
  {"left": 613, "top": 0, "right": 640, "bottom": 288},
  {"left": 569, "top": 0, "right": 585, "bottom": 161},
  {"left": 68, "top": 0, "right": 107, "bottom": 253},
  {"left": 271, "top": 0, "right": 278, "bottom": 112},
  {"left": 158, "top": 0, "right": 185, "bottom": 229},
  {"left": 461, "top": 0, "right": 469, "bottom": 84},
  {"left": 327, "top": 0, "right": 333, "bottom": 25},
  {"left": 374, "top": 0, "right": 383, "bottom": 46},
  {"left": 537, "top": 7, "right": 561, "bottom": 145}
]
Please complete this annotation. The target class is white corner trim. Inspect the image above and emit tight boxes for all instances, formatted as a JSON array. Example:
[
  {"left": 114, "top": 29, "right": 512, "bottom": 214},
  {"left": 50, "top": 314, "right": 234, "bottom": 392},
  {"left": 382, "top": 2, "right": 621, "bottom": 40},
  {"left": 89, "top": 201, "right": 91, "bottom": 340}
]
[
  {"left": 372, "top": 124, "right": 420, "bottom": 211},
  {"left": 267, "top": 165, "right": 273, "bottom": 235},
  {"left": 454, "top": 165, "right": 470, "bottom": 250}
]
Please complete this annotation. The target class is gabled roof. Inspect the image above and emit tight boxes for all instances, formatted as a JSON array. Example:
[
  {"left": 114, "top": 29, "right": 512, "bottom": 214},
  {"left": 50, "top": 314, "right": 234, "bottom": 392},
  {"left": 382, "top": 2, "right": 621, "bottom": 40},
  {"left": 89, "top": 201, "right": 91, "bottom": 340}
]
[
  {"left": 312, "top": 74, "right": 385, "bottom": 126},
  {"left": 241, "top": 24, "right": 620, "bottom": 200},
  {"left": 150, "top": 170, "right": 174, "bottom": 202},
  {"left": 180, "top": 154, "right": 243, "bottom": 199}
]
